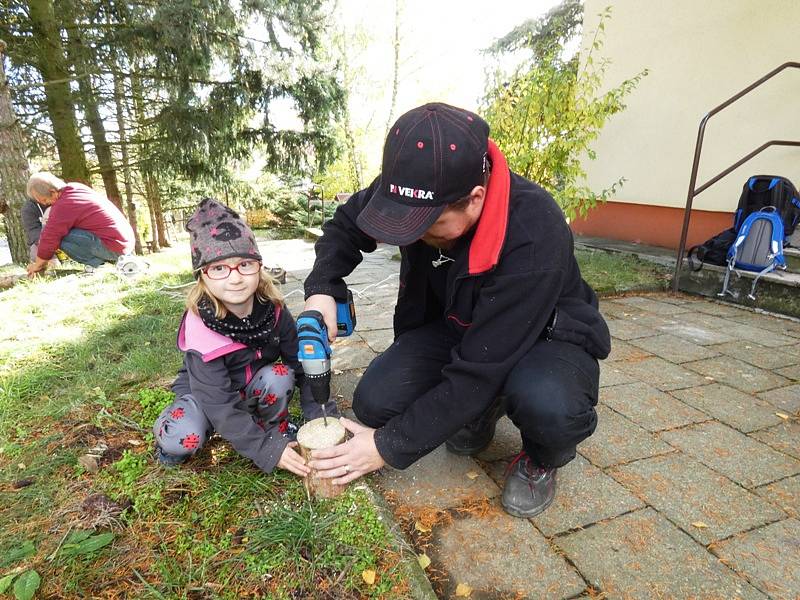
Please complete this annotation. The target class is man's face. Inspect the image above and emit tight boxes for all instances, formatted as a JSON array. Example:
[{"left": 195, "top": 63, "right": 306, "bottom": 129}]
[
  {"left": 33, "top": 189, "right": 58, "bottom": 206},
  {"left": 419, "top": 186, "right": 486, "bottom": 249}
]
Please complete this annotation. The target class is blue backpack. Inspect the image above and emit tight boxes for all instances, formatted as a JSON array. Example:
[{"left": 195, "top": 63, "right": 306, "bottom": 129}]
[{"left": 719, "top": 207, "right": 786, "bottom": 300}]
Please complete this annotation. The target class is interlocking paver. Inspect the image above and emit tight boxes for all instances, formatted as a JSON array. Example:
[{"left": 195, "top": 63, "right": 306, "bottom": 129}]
[
  {"left": 610, "top": 454, "right": 785, "bottom": 544},
  {"left": 670, "top": 384, "right": 784, "bottom": 432},
  {"left": 578, "top": 405, "right": 674, "bottom": 468},
  {"left": 612, "top": 296, "right": 693, "bottom": 315},
  {"left": 757, "top": 384, "right": 800, "bottom": 414},
  {"left": 684, "top": 356, "right": 790, "bottom": 394},
  {"left": 713, "top": 519, "right": 800, "bottom": 600},
  {"left": 629, "top": 333, "right": 720, "bottom": 363},
  {"left": 557, "top": 508, "right": 766, "bottom": 599},
  {"left": 750, "top": 421, "right": 800, "bottom": 460},
  {"left": 532, "top": 455, "right": 644, "bottom": 537},
  {"left": 755, "top": 475, "right": 800, "bottom": 519},
  {"left": 604, "top": 339, "right": 651, "bottom": 362},
  {"left": 707, "top": 340, "right": 800, "bottom": 370},
  {"left": 604, "top": 318, "right": 655, "bottom": 340},
  {"left": 615, "top": 356, "right": 708, "bottom": 391},
  {"left": 330, "top": 337, "right": 377, "bottom": 370},
  {"left": 659, "top": 321, "right": 738, "bottom": 345},
  {"left": 731, "top": 311, "right": 800, "bottom": 338},
  {"left": 598, "top": 299, "right": 648, "bottom": 319},
  {"left": 330, "top": 368, "right": 364, "bottom": 408},
  {"left": 776, "top": 364, "right": 800, "bottom": 380},
  {"left": 599, "top": 364, "right": 637, "bottom": 387},
  {"left": 378, "top": 445, "right": 500, "bottom": 511},
  {"left": 433, "top": 506, "right": 585, "bottom": 599},
  {"left": 476, "top": 416, "right": 521, "bottom": 461},
  {"left": 722, "top": 322, "right": 798, "bottom": 347},
  {"left": 659, "top": 421, "right": 800, "bottom": 488},
  {"left": 692, "top": 301, "right": 751, "bottom": 317},
  {"left": 359, "top": 328, "right": 394, "bottom": 353},
  {"left": 600, "top": 382, "right": 708, "bottom": 431},
  {"left": 728, "top": 312, "right": 800, "bottom": 338}
]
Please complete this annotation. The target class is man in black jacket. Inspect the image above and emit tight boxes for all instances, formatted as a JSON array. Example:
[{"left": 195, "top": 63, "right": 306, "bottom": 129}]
[{"left": 305, "top": 103, "right": 610, "bottom": 517}]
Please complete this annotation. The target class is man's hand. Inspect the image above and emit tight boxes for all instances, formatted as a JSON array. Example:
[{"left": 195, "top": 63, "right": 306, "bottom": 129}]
[
  {"left": 27, "top": 257, "right": 48, "bottom": 279},
  {"left": 303, "top": 294, "right": 338, "bottom": 342},
  {"left": 308, "top": 418, "right": 385, "bottom": 485},
  {"left": 277, "top": 442, "right": 311, "bottom": 477}
]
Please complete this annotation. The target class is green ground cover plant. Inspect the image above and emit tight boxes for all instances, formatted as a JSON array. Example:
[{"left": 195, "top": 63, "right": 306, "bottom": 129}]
[
  {"left": 0, "top": 248, "right": 408, "bottom": 599},
  {"left": 576, "top": 249, "right": 672, "bottom": 294}
]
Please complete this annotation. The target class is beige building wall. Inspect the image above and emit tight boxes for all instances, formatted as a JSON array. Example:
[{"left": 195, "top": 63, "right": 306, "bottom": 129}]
[{"left": 580, "top": 0, "right": 800, "bottom": 214}]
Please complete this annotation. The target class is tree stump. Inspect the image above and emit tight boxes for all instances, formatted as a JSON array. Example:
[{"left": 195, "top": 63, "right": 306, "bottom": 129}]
[{"left": 296, "top": 417, "right": 346, "bottom": 499}]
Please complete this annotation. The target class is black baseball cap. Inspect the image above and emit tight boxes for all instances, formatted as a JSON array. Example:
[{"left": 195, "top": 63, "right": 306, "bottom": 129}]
[{"left": 357, "top": 102, "right": 489, "bottom": 246}]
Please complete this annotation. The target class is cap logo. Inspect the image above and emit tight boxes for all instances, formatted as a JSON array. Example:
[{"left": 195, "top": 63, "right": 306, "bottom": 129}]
[{"left": 389, "top": 183, "right": 434, "bottom": 200}]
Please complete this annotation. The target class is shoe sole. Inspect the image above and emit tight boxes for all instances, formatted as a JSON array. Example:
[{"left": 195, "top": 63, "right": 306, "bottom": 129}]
[{"left": 501, "top": 491, "right": 555, "bottom": 519}]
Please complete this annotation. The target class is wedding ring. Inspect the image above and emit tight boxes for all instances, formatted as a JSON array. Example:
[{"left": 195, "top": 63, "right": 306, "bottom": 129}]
[{"left": 343, "top": 464, "right": 351, "bottom": 474}]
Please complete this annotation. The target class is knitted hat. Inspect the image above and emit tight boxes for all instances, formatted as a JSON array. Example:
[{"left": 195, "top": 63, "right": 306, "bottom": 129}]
[{"left": 186, "top": 198, "right": 261, "bottom": 273}]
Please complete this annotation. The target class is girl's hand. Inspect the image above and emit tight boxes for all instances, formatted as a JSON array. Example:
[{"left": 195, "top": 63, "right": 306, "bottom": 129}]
[{"left": 277, "top": 442, "right": 311, "bottom": 477}]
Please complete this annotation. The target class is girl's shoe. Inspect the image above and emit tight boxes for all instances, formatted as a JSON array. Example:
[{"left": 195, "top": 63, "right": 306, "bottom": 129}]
[{"left": 154, "top": 446, "right": 187, "bottom": 467}]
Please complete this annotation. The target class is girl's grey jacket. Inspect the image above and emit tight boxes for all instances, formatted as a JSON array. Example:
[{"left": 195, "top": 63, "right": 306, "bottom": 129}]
[{"left": 171, "top": 303, "right": 324, "bottom": 473}]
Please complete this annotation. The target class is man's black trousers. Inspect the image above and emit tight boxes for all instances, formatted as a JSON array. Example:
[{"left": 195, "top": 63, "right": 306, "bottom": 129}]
[{"left": 353, "top": 320, "right": 600, "bottom": 469}]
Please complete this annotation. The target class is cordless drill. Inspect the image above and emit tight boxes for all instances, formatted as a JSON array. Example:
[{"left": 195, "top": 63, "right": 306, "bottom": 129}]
[{"left": 297, "top": 290, "right": 356, "bottom": 424}]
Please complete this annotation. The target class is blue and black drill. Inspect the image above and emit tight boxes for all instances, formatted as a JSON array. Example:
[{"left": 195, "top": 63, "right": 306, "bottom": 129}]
[{"left": 296, "top": 290, "right": 356, "bottom": 424}]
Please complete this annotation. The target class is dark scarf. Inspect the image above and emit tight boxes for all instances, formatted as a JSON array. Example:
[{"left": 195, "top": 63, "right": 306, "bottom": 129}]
[{"left": 198, "top": 295, "right": 276, "bottom": 349}]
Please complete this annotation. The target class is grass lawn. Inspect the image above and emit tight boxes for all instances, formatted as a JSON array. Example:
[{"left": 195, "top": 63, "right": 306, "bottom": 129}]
[
  {"left": 0, "top": 248, "right": 412, "bottom": 599},
  {"left": 576, "top": 248, "right": 672, "bottom": 295}
]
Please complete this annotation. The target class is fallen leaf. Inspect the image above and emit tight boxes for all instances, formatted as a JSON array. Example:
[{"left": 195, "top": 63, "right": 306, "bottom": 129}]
[
  {"left": 78, "top": 455, "right": 99, "bottom": 473},
  {"left": 692, "top": 521, "right": 709, "bottom": 529},
  {"left": 466, "top": 471, "right": 480, "bottom": 480},
  {"left": 12, "top": 478, "right": 35, "bottom": 489},
  {"left": 17, "top": 463, "right": 25, "bottom": 470},
  {"left": 127, "top": 439, "right": 143, "bottom": 446},
  {"left": 704, "top": 376, "right": 715, "bottom": 381},
  {"left": 361, "top": 570, "right": 376, "bottom": 585},
  {"left": 775, "top": 412, "right": 789, "bottom": 420},
  {"left": 455, "top": 583, "right": 472, "bottom": 597},
  {"left": 417, "top": 554, "right": 431, "bottom": 569},
  {"left": 414, "top": 521, "right": 431, "bottom": 533}
]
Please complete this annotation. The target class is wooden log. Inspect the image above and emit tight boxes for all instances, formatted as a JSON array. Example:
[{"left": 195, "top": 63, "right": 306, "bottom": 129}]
[{"left": 297, "top": 417, "right": 346, "bottom": 499}]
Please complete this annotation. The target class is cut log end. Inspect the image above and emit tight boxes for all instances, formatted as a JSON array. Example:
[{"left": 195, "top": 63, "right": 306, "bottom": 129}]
[{"left": 297, "top": 417, "right": 347, "bottom": 499}]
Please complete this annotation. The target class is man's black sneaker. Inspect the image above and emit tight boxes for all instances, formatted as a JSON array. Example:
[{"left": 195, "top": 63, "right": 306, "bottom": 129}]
[
  {"left": 501, "top": 452, "right": 557, "bottom": 518},
  {"left": 445, "top": 396, "right": 505, "bottom": 456}
]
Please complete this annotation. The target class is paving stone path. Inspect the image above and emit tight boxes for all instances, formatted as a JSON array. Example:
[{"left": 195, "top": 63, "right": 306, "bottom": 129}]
[{"left": 269, "top": 238, "right": 800, "bottom": 600}]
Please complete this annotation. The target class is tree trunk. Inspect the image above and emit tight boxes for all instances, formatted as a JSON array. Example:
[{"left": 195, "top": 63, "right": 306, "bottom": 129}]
[
  {"left": 150, "top": 177, "right": 169, "bottom": 248},
  {"left": 0, "top": 40, "right": 33, "bottom": 265},
  {"left": 112, "top": 70, "right": 142, "bottom": 254},
  {"left": 27, "top": 0, "right": 89, "bottom": 182},
  {"left": 131, "top": 69, "right": 168, "bottom": 250},
  {"left": 384, "top": 0, "right": 400, "bottom": 133},
  {"left": 63, "top": 19, "right": 123, "bottom": 210},
  {"left": 296, "top": 417, "right": 346, "bottom": 499}
]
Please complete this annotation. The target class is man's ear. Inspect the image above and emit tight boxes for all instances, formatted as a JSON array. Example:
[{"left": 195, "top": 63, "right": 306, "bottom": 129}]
[{"left": 469, "top": 185, "right": 486, "bottom": 211}]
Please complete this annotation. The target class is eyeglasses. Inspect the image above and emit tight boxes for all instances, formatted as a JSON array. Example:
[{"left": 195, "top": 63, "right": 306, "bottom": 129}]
[{"left": 201, "top": 260, "right": 261, "bottom": 280}]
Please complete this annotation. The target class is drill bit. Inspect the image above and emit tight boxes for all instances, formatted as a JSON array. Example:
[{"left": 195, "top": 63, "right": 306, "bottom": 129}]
[{"left": 321, "top": 402, "right": 328, "bottom": 426}]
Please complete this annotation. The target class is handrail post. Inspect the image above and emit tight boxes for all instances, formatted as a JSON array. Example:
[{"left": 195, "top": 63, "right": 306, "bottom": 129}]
[{"left": 672, "top": 62, "right": 800, "bottom": 293}]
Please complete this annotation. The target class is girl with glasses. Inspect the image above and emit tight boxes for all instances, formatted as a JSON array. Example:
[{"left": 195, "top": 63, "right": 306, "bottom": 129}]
[{"left": 152, "top": 198, "right": 337, "bottom": 475}]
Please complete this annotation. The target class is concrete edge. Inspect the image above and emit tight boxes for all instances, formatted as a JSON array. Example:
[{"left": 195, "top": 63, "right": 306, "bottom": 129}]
[{"left": 360, "top": 482, "right": 438, "bottom": 600}]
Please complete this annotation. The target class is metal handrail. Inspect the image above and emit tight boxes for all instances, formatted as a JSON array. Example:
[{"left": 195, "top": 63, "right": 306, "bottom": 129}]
[{"left": 671, "top": 61, "right": 800, "bottom": 292}]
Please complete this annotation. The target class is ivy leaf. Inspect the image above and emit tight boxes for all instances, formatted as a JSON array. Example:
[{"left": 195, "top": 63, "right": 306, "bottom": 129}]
[
  {"left": 417, "top": 554, "right": 431, "bottom": 570},
  {"left": 61, "top": 532, "right": 115, "bottom": 558},
  {"left": 12, "top": 569, "right": 40, "bottom": 600},
  {"left": 0, "top": 574, "right": 14, "bottom": 594},
  {"left": 0, "top": 541, "right": 35, "bottom": 569},
  {"left": 455, "top": 582, "right": 472, "bottom": 597}
]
